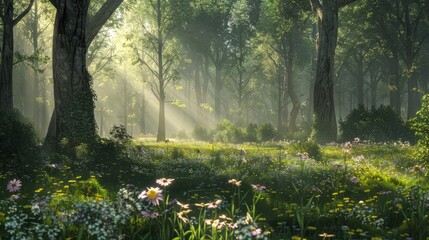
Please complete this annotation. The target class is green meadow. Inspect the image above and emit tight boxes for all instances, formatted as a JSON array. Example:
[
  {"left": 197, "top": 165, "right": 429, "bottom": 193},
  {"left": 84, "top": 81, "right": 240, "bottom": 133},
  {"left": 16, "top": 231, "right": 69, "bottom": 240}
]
[{"left": 1, "top": 139, "right": 427, "bottom": 240}]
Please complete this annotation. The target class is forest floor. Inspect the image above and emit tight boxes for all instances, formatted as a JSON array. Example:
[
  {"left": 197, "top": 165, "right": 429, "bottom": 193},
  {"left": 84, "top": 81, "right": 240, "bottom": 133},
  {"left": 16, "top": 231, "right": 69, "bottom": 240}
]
[{"left": 1, "top": 139, "right": 427, "bottom": 239}]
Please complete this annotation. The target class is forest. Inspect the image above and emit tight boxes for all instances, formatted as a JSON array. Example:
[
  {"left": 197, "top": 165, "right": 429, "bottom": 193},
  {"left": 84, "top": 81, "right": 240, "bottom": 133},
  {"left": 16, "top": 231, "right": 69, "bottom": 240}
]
[{"left": 1, "top": 0, "right": 429, "bottom": 239}]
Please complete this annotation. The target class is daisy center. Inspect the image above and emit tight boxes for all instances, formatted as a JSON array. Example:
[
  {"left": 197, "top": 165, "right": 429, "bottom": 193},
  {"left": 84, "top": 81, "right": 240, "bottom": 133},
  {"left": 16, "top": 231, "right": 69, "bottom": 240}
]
[{"left": 147, "top": 189, "right": 158, "bottom": 199}]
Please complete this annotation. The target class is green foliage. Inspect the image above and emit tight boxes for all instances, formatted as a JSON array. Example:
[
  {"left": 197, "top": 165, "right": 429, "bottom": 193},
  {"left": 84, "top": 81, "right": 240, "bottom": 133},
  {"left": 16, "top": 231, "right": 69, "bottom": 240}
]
[
  {"left": 246, "top": 123, "right": 259, "bottom": 142},
  {"left": 193, "top": 121, "right": 278, "bottom": 143},
  {"left": 109, "top": 124, "right": 132, "bottom": 144},
  {"left": 289, "top": 140, "right": 323, "bottom": 162},
  {"left": 193, "top": 126, "right": 211, "bottom": 141},
  {"left": 0, "top": 109, "right": 40, "bottom": 174},
  {"left": 411, "top": 94, "right": 429, "bottom": 162},
  {"left": 340, "top": 105, "right": 413, "bottom": 142},
  {"left": 60, "top": 89, "right": 98, "bottom": 146},
  {"left": 258, "top": 123, "right": 276, "bottom": 141}
]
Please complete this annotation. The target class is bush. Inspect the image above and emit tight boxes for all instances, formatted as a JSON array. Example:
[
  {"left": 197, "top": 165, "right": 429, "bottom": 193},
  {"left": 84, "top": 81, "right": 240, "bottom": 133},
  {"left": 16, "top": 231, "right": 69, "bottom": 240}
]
[
  {"left": 259, "top": 123, "right": 276, "bottom": 142},
  {"left": 193, "top": 126, "right": 211, "bottom": 141},
  {"left": 340, "top": 105, "right": 413, "bottom": 142},
  {"left": 246, "top": 123, "right": 259, "bottom": 142},
  {"left": 289, "top": 141, "right": 323, "bottom": 162},
  {"left": 411, "top": 94, "right": 429, "bottom": 162},
  {"left": 109, "top": 124, "right": 132, "bottom": 144},
  {"left": 0, "top": 109, "right": 40, "bottom": 174}
]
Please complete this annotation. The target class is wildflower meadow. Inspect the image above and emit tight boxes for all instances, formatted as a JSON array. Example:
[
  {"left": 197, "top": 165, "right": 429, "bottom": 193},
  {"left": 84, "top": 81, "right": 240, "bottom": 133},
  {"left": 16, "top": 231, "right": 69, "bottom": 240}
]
[{"left": 1, "top": 138, "right": 428, "bottom": 240}]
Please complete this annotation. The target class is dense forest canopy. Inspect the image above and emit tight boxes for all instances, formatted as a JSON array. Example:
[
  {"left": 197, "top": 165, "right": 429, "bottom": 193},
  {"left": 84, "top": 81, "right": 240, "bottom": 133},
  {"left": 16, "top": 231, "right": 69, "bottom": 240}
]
[{"left": 1, "top": 0, "right": 428, "bottom": 143}]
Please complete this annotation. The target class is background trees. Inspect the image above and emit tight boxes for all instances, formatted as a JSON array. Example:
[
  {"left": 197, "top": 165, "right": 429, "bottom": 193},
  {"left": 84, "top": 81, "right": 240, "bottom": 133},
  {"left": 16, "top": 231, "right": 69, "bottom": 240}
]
[{"left": 3, "top": 0, "right": 429, "bottom": 143}]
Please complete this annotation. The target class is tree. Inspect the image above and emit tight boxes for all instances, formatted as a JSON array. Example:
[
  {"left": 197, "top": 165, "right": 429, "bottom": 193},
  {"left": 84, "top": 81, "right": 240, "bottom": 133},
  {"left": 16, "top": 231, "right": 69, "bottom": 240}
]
[
  {"left": 128, "top": 0, "right": 185, "bottom": 141},
  {"left": 46, "top": 0, "right": 123, "bottom": 145},
  {"left": 0, "top": 0, "right": 34, "bottom": 111},
  {"left": 229, "top": 0, "right": 261, "bottom": 121},
  {"left": 19, "top": 0, "right": 51, "bottom": 136},
  {"left": 310, "top": 0, "right": 358, "bottom": 143}
]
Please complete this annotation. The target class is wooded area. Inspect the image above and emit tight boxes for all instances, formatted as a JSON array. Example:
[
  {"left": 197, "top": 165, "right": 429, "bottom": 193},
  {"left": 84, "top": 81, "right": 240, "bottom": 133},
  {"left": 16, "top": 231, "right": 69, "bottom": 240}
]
[{"left": 1, "top": 0, "right": 428, "bottom": 144}]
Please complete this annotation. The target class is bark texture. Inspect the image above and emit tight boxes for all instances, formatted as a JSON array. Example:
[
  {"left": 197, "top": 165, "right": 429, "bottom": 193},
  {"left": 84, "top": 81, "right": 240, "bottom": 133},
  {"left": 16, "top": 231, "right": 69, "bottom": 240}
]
[
  {"left": 311, "top": 0, "right": 357, "bottom": 143},
  {"left": 46, "top": 0, "right": 123, "bottom": 144}
]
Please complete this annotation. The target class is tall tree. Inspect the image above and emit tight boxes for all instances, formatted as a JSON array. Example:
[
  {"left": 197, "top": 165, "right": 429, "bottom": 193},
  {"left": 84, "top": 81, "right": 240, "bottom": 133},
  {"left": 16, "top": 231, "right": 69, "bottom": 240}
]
[
  {"left": 229, "top": 0, "right": 260, "bottom": 121},
  {"left": 129, "top": 0, "right": 185, "bottom": 141},
  {"left": 310, "top": 0, "right": 358, "bottom": 143},
  {"left": 46, "top": 0, "right": 123, "bottom": 145},
  {"left": 0, "top": 0, "right": 34, "bottom": 111},
  {"left": 20, "top": 0, "right": 51, "bottom": 136}
]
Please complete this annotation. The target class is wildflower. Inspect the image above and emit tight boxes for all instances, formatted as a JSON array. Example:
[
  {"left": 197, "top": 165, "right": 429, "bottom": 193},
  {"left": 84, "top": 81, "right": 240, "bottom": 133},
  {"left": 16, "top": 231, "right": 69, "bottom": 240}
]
[
  {"left": 341, "top": 225, "right": 350, "bottom": 231},
  {"left": 177, "top": 210, "right": 191, "bottom": 223},
  {"left": 207, "top": 199, "right": 222, "bottom": 209},
  {"left": 319, "top": 233, "right": 335, "bottom": 238},
  {"left": 228, "top": 179, "right": 241, "bottom": 187},
  {"left": 195, "top": 202, "right": 209, "bottom": 208},
  {"left": 411, "top": 165, "right": 422, "bottom": 173},
  {"left": 141, "top": 210, "right": 159, "bottom": 219},
  {"left": 251, "top": 184, "right": 266, "bottom": 191},
  {"left": 7, "top": 179, "right": 22, "bottom": 193},
  {"left": 352, "top": 155, "right": 365, "bottom": 162},
  {"left": 156, "top": 178, "right": 175, "bottom": 186},
  {"left": 251, "top": 227, "right": 262, "bottom": 236},
  {"left": 238, "top": 147, "right": 246, "bottom": 154},
  {"left": 350, "top": 176, "right": 359, "bottom": 184},
  {"left": 9, "top": 194, "right": 20, "bottom": 201},
  {"left": 138, "top": 187, "right": 164, "bottom": 206},
  {"left": 219, "top": 214, "right": 232, "bottom": 221},
  {"left": 176, "top": 201, "right": 190, "bottom": 209}
]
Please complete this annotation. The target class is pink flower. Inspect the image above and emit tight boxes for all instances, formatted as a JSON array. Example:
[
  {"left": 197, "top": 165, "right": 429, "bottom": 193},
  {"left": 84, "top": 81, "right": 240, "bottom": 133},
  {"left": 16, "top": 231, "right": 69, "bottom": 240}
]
[
  {"left": 141, "top": 210, "right": 159, "bottom": 219},
  {"left": 251, "top": 184, "right": 266, "bottom": 191},
  {"left": 251, "top": 228, "right": 262, "bottom": 236},
  {"left": 138, "top": 187, "right": 164, "bottom": 205},
  {"left": 7, "top": 179, "right": 22, "bottom": 193},
  {"left": 207, "top": 199, "right": 222, "bottom": 209},
  {"left": 156, "top": 178, "right": 174, "bottom": 187}
]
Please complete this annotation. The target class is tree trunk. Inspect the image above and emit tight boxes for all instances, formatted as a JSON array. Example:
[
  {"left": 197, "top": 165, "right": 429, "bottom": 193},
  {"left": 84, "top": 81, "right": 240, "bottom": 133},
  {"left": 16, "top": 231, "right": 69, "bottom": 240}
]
[
  {"left": 214, "top": 60, "right": 223, "bottom": 121},
  {"left": 156, "top": 0, "right": 165, "bottom": 142},
  {"left": 31, "top": 0, "right": 40, "bottom": 135},
  {"left": 312, "top": 0, "right": 339, "bottom": 143},
  {"left": 46, "top": 0, "right": 123, "bottom": 144},
  {"left": 286, "top": 35, "right": 300, "bottom": 133},
  {"left": 157, "top": 92, "right": 166, "bottom": 141},
  {"left": 194, "top": 61, "right": 203, "bottom": 125},
  {"left": 277, "top": 73, "right": 284, "bottom": 135},
  {"left": 356, "top": 53, "right": 364, "bottom": 106},
  {"left": 0, "top": 0, "right": 14, "bottom": 111},
  {"left": 46, "top": 0, "right": 96, "bottom": 145},
  {"left": 307, "top": 23, "right": 317, "bottom": 133},
  {"left": 389, "top": 53, "right": 401, "bottom": 113}
]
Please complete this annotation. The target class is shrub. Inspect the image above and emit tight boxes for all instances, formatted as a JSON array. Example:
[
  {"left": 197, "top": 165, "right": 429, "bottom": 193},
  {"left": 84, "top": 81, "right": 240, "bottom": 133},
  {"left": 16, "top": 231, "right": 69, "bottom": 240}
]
[
  {"left": 289, "top": 141, "right": 323, "bottom": 162},
  {"left": 0, "top": 109, "right": 40, "bottom": 174},
  {"left": 340, "top": 105, "right": 413, "bottom": 142},
  {"left": 411, "top": 94, "right": 429, "bottom": 162},
  {"left": 109, "top": 124, "right": 132, "bottom": 144},
  {"left": 246, "top": 123, "right": 259, "bottom": 142},
  {"left": 193, "top": 126, "right": 211, "bottom": 141},
  {"left": 259, "top": 123, "right": 276, "bottom": 142}
]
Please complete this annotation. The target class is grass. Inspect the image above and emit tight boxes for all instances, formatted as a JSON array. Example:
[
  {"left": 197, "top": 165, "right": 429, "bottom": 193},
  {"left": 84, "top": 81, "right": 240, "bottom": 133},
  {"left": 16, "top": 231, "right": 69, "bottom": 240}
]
[{"left": 0, "top": 139, "right": 427, "bottom": 239}]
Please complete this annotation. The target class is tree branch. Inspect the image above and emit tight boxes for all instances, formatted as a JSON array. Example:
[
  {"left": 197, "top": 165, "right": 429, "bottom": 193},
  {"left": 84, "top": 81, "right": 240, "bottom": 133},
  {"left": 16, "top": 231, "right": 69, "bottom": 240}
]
[
  {"left": 13, "top": 0, "right": 34, "bottom": 26},
  {"left": 86, "top": 0, "right": 123, "bottom": 47}
]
